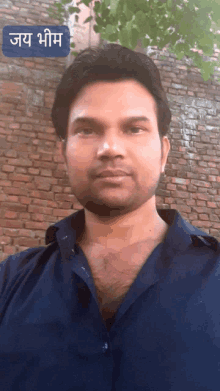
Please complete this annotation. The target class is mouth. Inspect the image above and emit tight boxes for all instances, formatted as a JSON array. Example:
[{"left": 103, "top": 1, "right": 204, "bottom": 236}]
[
  {"left": 96, "top": 169, "right": 130, "bottom": 178},
  {"left": 95, "top": 175, "right": 130, "bottom": 184}
]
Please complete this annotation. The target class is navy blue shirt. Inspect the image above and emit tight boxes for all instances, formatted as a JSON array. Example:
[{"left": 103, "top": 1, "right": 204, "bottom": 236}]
[{"left": 1, "top": 208, "right": 220, "bottom": 391}]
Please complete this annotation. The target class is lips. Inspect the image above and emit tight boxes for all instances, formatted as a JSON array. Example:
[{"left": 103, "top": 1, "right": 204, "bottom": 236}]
[{"left": 96, "top": 169, "right": 130, "bottom": 177}]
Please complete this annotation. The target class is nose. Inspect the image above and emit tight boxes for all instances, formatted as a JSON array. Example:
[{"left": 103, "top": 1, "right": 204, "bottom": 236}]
[{"left": 96, "top": 131, "right": 126, "bottom": 159}]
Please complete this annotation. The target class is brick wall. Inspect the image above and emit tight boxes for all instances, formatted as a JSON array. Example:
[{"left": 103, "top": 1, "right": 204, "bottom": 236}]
[{"left": 1, "top": 1, "right": 220, "bottom": 262}]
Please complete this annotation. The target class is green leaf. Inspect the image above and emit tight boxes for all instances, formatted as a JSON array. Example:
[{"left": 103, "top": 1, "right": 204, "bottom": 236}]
[
  {"left": 135, "top": 0, "right": 149, "bottom": 13},
  {"left": 81, "top": 0, "right": 93, "bottom": 6},
  {"left": 75, "top": 15, "right": 79, "bottom": 23},
  {"left": 108, "top": 32, "right": 119, "bottom": 42},
  {"left": 70, "top": 42, "right": 75, "bottom": 48},
  {"left": 105, "top": 24, "right": 114, "bottom": 34},
  {"left": 118, "top": 27, "right": 130, "bottom": 48},
  {"left": 94, "top": 1, "right": 101, "bottom": 13},
  {"left": 130, "top": 27, "right": 139, "bottom": 50},
  {"left": 61, "top": 0, "right": 72, "bottom": 4},
  {"left": 200, "top": 61, "right": 215, "bottom": 81},
  {"left": 95, "top": 15, "right": 106, "bottom": 27},
  {"left": 176, "top": 51, "right": 185, "bottom": 60},
  {"left": 93, "top": 24, "right": 101, "bottom": 33},
  {"left": 134, "top": 10, "right": 146, "bottom": 29},
  {"left": 102, "top": 7, "right": 110, "bottom": 19},
  {"left": 71, "top": 51, "right": 79, "bottom": 57},
  {"left": 68, "top": 6, "right": 81, "bottom": 14},
  {"left": 83, "top": 15, "right": 93, "bottom": 24},
  {"left": 141, "top": 37, "right": 151, "bottom": 48},
  {"left": 213, "top": 33, "right": 220, "bottom": 46},
  {"left": 103, "top": 0, "right": 110, "bottom": 6},
  {"left": 110, "top": 0, "right": 119, "bottom": 15},
  {"left": 123, "top": 5, "right": 133, "bottom": 22}
]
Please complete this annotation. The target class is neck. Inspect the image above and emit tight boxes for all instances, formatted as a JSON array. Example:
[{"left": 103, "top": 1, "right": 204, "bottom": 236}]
[{"left": 77, "top": 200, "right": 168, "bottom": 249}]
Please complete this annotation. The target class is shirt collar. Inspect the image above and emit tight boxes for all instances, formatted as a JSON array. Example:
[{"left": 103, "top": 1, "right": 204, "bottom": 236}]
[{"left": 45, "top": 208, "right": 219, "bottom": 254}]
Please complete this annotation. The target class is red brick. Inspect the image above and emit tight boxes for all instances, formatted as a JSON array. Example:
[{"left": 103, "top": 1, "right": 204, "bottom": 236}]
[
  {"left": 28, "top": 168, "right": 40, "bottom": 175},
  {"left": 29, "top": 190, "right": 54, "bottom": 200},
  {"left": 1, "top": 202, "right": 27, "bottom": 212},
  {"left": 18, "top": 229, "right": 35, "bottom": 238},
  {"left": 28, "top": 205, "right": 53, "bottom": 215},
  {"left": 8, "top": 174, "right": 31, "bottom": 182},
  {"left": 171, "top": 191, "right": 190, "bottom": 199},
  {"left": 19, "top": 197, "right": 32, "bottom": 205},
  {"left": 41, "top": 154, "right": 53, "bottom": 162},
  {"left": 174, "top": 205, "right": 191, "bottom": 213},
  {"left": 0, "top": 180, "right": 12, "bottom": 187},
  {"left": 53, "top": 209, "right": 73, "bottom": 217},
  {"left": 4, "top": 211, "right": 18, "bottom": 219},
  {"left": 0, "top": 194, "right": 7, "bottom": 201},
  {"left": 55, "top": 194, "right": 75, "bottom": 202},
  {"left": 2, "top": 165, "right": 15, "bottom": 172},
  {"left": 53, "top": 155, "right": 64, "bottom": 163},
  {"left": 8, "top": 123, "right": 20, "bottom": 129},
  {"left": 31, "top": 213, "right": 45, "bottom": 222},
  {"left": 4, "top": 228, "right": 19, "bottom": 237},
  {"left": 196, "top": 200, "right": 206, "bottom": 207},
  {"left": 197, "top": 193, "right": 209, "bottom": 201},
  {"left": 207, "top": 202, "right": 217, "bottom": 208},
  {"left": 210, "top": 229, "right": 219, "bottom": 237},
  {"left": 7, "top": 136, "right": 18, "bottom": 142},
  {"left": 33, "top": 199, "right": 58, "bottom": 208},
  {"left": 35, "top": 181, "right": 51, "bottom": 191},
  {"left": 199, "top": 214, "right": 209, "bottom": 221},
  {"left": 191, "top": 180, "right": 211, "bottom": 188},
  {"left": 1, "top": 82, "right": 21, "bottom": 95},
  {"left": 24, "top": 61, "right": 35, "bottom": 68},
  {"left": 16, "top": 246, "right": 29, "bottom": 252},
  {"left": 191, "top": 221, "right": 212, "bottom": 228},
  {"left": 4, "top": 245, "right": 17, "bottom": 255},
  {"left": 58, "top": 202, "right": 72, "bottom": 209},
  {"left": 7, "top": 195, "right": 19, "bottom": 202},
  {"left": 5, "top": 150, "right": 18, "bottom": 158},
  {"left": 186, "top": 200, "right": 196, "bottom": 206},
  {"left": 3, "top": 187, "right": 26, "bottom": 196},
  {"left": 13, "top": 238, "right": 40, "bottom": 247},
  {"left": 40, "top": 169, "right": 53, "bottom": 177},
  {"left": 0, "top": 219, "right": 24, "bottom": 229},
  {"left": 25, "top": 221, "right": 49, "bottom": 230},
  {"left": 0, "top": 236, "right": 11, "bottom": 245},
  {"left": 20, "top": 213, "right": 31, "bottom": 220}
]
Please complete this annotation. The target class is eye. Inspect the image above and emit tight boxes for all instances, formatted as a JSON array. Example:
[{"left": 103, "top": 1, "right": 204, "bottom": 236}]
[
  {"left": 127, "top": 127, "right": 144, "bottom": 134},
  {"left": 76, "top": 128, "right": 94, "bottom": 135},
  {"left": 75, "top": 127, "right": 145, "bottom": 136}
]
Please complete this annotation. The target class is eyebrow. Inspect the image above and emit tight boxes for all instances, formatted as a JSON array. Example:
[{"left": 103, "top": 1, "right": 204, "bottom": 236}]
[{"left": 71, "top": 116, "right": 151, "bottom": 127}]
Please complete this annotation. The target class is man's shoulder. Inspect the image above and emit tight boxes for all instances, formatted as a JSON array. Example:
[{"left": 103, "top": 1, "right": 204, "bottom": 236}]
[{"left": 0, "top": 243, "right": 58, "bottom": 297}]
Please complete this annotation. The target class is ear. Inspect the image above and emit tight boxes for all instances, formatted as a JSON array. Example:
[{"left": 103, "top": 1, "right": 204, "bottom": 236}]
[
  {"left": 58, "top": 139, "right": 68, "bottom": 171},
  {"left": 161, "top": 136, "right": 170, "bottom": 174}
]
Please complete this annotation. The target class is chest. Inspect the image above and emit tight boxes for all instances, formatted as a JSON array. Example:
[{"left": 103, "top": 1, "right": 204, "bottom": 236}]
[
  {"left": 82, "top": 243, "right": 157, "bottom": 321},
  {"left": 93, "top": 263, "right": 140, "bottom": 324}
]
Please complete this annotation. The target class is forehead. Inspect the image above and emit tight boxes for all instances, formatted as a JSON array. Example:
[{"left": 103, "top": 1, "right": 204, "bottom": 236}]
[{"left": 68, "top": 79, "right": 158, "bottom": 120}]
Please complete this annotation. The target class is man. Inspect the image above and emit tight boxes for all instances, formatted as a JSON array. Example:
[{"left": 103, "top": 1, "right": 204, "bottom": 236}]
[{"left": 1, "top": 43, "right": 220, "bottom": 391}]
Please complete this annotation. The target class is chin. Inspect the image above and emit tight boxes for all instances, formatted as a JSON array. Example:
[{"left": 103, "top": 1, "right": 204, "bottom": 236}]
[{"left": 80, "top": 198, "right": 145, "bottom": 218}]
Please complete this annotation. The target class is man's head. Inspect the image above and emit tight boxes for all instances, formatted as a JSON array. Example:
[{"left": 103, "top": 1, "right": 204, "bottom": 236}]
[{"left": 51, "top": 43, "right": 171, "bottom": 218}]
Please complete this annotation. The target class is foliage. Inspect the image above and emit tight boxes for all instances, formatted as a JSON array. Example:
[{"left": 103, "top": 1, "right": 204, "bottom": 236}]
[{"left": 48, "top": 0, "right": 220, "bottom": 82}]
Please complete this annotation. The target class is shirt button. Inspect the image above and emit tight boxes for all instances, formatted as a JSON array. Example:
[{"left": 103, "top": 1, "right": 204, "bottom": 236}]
[{"left": 102, "top": 342, "right": 108, "bottom": 352}]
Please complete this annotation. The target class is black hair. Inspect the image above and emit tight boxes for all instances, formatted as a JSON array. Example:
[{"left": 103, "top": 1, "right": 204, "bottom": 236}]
[{"left": 51, "top": 43, "right": 171, "bottom": 146}]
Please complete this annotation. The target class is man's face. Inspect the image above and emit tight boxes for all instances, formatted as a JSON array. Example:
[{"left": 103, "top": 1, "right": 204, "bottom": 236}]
[{"left": 63, "top": 79, "right": 170, "bottom": 218}]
